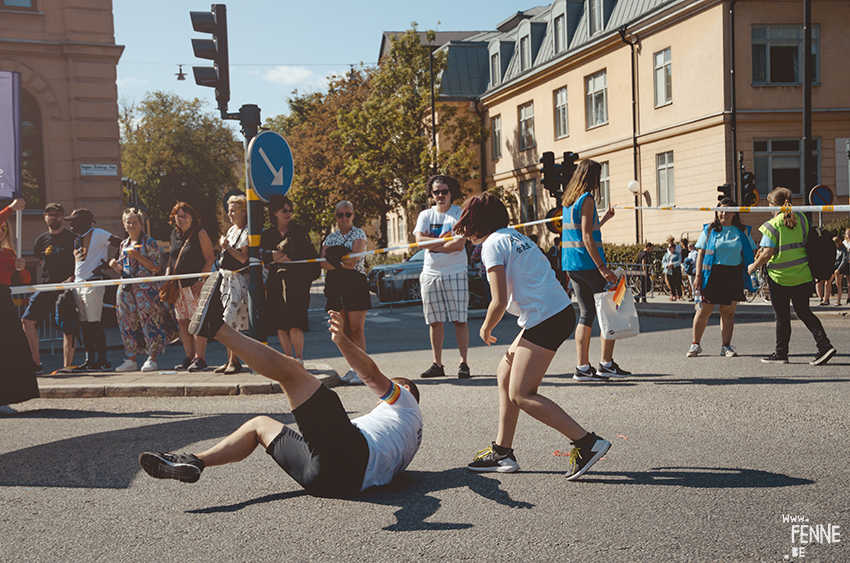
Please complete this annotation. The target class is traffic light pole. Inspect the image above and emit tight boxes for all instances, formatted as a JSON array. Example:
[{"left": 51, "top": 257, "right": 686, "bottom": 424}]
[{"left": 236, "top": 104, "right": 263, "bottom": 340}]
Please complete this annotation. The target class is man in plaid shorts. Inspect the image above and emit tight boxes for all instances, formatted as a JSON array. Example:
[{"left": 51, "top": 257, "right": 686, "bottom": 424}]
[{"left": 413, "top": 175, "right": 471, "bottom": 379}]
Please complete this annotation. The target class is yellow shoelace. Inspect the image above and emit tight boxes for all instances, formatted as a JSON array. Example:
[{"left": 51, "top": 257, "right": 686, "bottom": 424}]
[
  {"left": 472, "top": 445, "right": 494, "bottom": 462},
  {"left": 568, "top": 447, "right": 582, "bottom": 469}
]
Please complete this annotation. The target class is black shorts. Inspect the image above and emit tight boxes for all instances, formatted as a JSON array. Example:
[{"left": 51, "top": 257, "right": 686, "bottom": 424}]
[
  {"left": 703, "top": 264, "right": 745, "bottom": 305},
  {"left": 266, "top": 384, "right": 369, "bottom": 497},
  {"left": 567, "top": 269, "right": 607, "bottom": 327},
  {"left": 21, "top": 290, "right": 59, "bottom": 323},
  {"left": 324, "top": 269, "right": 371, "bottom": 312},
  {"left": 521, "top": 306, "right": 576, "bottom": 351}
]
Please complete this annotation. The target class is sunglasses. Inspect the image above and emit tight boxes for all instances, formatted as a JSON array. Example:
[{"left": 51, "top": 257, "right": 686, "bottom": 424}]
[
  {"left": 432, "top": 189, "right": 450, "bottom": 196},
  {"left": 280, "top": 208, "right": 294, "bottom": 214},
  {"left": 336, "top": 212, "right": 353, "bottom": 218}
]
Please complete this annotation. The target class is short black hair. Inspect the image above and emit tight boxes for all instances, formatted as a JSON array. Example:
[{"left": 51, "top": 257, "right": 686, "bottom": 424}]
[{"left": 427, "top": 175, "right": 461, "bottom": 200}]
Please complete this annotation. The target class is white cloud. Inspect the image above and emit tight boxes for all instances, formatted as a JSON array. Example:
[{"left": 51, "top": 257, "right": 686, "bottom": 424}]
[
  {"left": 262, "top": 66, "right": 321, "bottom": 88},
  {"left": 117, "top": 77, "right": 148, "bottom": 87}
]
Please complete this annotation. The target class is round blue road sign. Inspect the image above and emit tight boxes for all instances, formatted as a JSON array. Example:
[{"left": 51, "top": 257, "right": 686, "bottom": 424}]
[
  {"left": 248, "top": 131, "right": 294, "bottom": 202},
  {"left": 809, "top": 184, "right": 834, "bottom": 206}
]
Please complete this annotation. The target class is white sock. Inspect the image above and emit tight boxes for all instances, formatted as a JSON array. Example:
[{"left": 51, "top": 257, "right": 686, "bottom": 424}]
[
  {"left": 601, "top": 360, "right": 613, "bottom": 368},
  {"left": 578, "top": 364, "right": 590, "bottom": 371}
]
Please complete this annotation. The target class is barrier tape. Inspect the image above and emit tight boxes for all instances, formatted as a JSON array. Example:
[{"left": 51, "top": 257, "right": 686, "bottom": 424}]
[{"left": 11, "top": 203, "right": 846, "bottom": 295}]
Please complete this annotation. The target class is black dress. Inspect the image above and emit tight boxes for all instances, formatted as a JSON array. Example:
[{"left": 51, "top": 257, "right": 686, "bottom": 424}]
[
  {"left": 260, "top": 223, "right": 318, "bottom": 333},
  {"left": 0, "top": 265, "right": 39, "bottom": 406}
]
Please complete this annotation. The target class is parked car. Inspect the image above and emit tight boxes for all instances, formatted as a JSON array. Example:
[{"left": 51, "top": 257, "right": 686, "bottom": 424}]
[{"left": 367, "top": 249, "right": 488, "bottom": 308}]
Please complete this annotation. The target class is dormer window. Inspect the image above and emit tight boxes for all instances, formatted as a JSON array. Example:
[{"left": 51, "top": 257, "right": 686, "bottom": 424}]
[
  {"left": 491, "top": 52, "right": 501, "bottom": 86},
  {"left": 589, "top": 0, "right": 604, "bottom": 35},
  {"left": 520, "top": 35, "right": 531, "bottom": 71},
  {"left": 554, "top": 14, "right": 566, "bottom": 53}
]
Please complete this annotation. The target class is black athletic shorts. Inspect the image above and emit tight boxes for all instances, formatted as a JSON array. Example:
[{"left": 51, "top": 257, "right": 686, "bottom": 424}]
[
  {"left": 266, "top": 384, "right": 369, "bottom": 498},
  {"left": 521, "top": 306, "right": 576, "bottom": 352},
  {"left": 22, "top": 290, "right": 60, "bottom": 322},
  {"left": 324, "top": 269, "right": 372, "bottom": 312}
]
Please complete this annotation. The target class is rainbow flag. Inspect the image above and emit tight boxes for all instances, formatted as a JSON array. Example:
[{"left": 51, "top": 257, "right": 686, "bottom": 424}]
[{"left": 612, "top": 276, "right": 626, "bottom": 309}]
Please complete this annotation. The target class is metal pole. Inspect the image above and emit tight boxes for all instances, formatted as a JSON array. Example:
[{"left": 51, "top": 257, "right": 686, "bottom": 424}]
[
  {"left": 802, "top": 0, "right": 814, "bottom": 208},
  {"left": 239, "top": 104, "right": 263, "bottom": 340}
]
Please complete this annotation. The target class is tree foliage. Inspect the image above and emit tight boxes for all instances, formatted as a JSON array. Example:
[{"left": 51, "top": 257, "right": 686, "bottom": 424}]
[{"left": 119, "top": 92, "right": 242, "bottom": 239}]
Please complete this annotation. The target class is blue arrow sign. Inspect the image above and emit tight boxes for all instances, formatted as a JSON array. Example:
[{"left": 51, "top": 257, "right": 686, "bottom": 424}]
[{"left": 248, "top": 131, "right": 294, "bottom": 202}]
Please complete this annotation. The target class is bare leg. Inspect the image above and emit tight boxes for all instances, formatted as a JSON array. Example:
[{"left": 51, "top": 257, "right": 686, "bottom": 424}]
[
  {"left": 196, "top": 416, "right": 284, "bottom": 467},
  {"left": 836, "top": 274, "right": 844, "bottom": 304},
  {"left": 177, "top": 318, "right": 196, "bottom": 359},
  {"left": 22, "top": 319, "right": 40, "bottom": 365},
  {"left": 692, "top": 304, "right": 714, "bottom": 344},
  {"left": 600, "top": 337, "right": 615, "bottom": 364},
  {"left": 494, "top": 334, "right": 522, "bottom": 449},
  {"left": 63, "top": 333, "right": 75, "bottom": 367},
  {"left": 719, "top": 303, "right": 738, "bottom": 346},
  {"left": 194, "top": 335, "right": 208, "bottom": 360},
  {"left": 289, "top": 328, "right": 304, "bottom": 360},
  {"left": 277, "top": 329, "right": 293, "bottom": 357},
  {"left": 453, "top": 321, "right": 469, "bottom": 364},
  {"left": 342, "top": 310, "right": 367, "bottom": 352},
  {"left": 574, "top": 323, "right": 592, "bottom": 366},
  {"left": 429, "top": 322, "right": 444, "bottom": 365}
]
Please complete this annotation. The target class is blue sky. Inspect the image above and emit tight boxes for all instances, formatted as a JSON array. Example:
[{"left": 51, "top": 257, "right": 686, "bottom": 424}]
[{"left": 114, "top": 1, "right": 529, "bottom": 122}]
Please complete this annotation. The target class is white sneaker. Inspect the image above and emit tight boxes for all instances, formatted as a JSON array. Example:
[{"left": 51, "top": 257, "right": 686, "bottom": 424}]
[
  {"left": 687, "top": 343, "right": 702, "bottom": 357},
  {"left": 141, "top": 359, "right": 158, "bottom": 372},
  {"left": 341, "top": 369, "right": 363, "bottom": 385},
  {"left": 721, "top": 345, "right": 737, "bottom": 357},
  {"left": 115, "top": 359, "right": 137, "bottom": 372},
  {"left": 0, "top": 405, "right": 17, "bottom": 415}
]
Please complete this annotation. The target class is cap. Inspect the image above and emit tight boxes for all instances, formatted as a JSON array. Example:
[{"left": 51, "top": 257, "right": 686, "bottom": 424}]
[
  {"left": 64, "top": 208, "right": 96, "bottom": 223},
  {"left": 44, "top": 203, "right": 65, "bottom": 214}
]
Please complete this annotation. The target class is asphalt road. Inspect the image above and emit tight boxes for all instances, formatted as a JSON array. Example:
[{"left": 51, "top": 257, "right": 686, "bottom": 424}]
[{"left": 2, "top": 307, "right": 848, "bottom": 562}]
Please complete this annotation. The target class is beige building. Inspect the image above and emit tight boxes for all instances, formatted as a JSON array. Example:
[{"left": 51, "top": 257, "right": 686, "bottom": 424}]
[
  {"left": 419, "top": 0, "right": 850, "bottom": 248},
  {"left": 0, "top": 0, "right": 124, "bottom": 268}
]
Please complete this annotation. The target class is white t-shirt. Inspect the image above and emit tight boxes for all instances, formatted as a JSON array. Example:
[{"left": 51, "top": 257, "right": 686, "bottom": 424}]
[
  {"left": 74, "top": 228, "right": 114, "bottom": 282},
  {"left": 481, "top": 228, "right": 571, "bottom": 329},
  {"left": 226, "top": 224, "right": 248, "bottom": 250},
  {"left": 414, "top": 205, "right": 467, "bottom": 276},
  {"left": 352, "top": 385, "right": 423, "bottom": 491}
]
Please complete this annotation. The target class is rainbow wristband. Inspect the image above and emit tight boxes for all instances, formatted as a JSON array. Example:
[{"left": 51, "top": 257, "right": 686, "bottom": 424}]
[{"left": 380, "top": 381, "right": 401, "bottom": 404}]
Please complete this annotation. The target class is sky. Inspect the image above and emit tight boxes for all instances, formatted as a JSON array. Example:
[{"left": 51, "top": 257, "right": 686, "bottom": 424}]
[{"left": 114, "top": 1, "right": 531, "bottom": 124}]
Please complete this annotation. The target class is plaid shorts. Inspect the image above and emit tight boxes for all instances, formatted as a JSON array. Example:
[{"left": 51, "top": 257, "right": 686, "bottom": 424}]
[{"left": 420, "top": 271, "right": 468, "bottom": 325}]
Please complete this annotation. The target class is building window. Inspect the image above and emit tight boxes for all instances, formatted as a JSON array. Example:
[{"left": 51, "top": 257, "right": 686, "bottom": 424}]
[
  {"left": 3, "top": 0, "right": 35, "bottom": 8},
  {"left": 585, "top": 70, "right": 607, "bottom": 128},
  {"left": 397, "top": 215, "right": 406, "bottom": 243},
  {"left": 21, "top": 90, "right": 45, "bottom": 208},
  {"left": 518, "top": 102, "right": 535, "bottom": 151},
  {"left": 520, "top": 35, "right": 531, "bottom": 71},
  {"left": 554, "top": 14, "right": 566, "bottom": 53},
  {"left": 589, "top": 0, "right": 604, "bottom": 35},
  {"left": 554, "top": 87, "right": 569, "bottom": 139},
  {"left": 654, "top": 48, "right": 672, "bottom": 107},
  {"left": 754, "top": 138, "right": 820, "bottom": 196},
  {"left": 598, "top": 161, "right": 610, "bottom": 210},
  {"left": 752, "top": 25, "right": 819, "bottom": 85},
  {"left": 519, "top": 179, "right": 538, "bottom": 222},
  {"left": 491, "top": 52, "right": 500, "bottom": 87},
  {"left": 656, "top": 152, "right": 675, "bottom": 206},
  {"left": 491, "top": 115, "right": 502, "bottom": 159}
]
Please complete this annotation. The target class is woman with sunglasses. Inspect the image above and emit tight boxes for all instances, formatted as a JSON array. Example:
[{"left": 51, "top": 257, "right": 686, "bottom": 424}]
[
  {"left": 320, "top": 201, "right": 371, "bottom": 384},
  {"left": 261, "top": 194, "right": 318, "bottom": 365}
]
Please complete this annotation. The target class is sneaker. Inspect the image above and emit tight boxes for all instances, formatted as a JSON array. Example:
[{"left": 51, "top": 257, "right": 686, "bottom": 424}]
[
  {"left": 140, "top": 359, "right": 158, "bottom": 372},
  {"left": 721, "top": 345, "right": 737, "bottom": 357},
  {"left": 188, "top": 272, "right": 224, "bottom": 339},
  {"left": 138, "top": 452, "right": 205, "bottom": 483},
  {"left": 458, "top": 362, "right": 471, "bottom": 379},
  {"left": 420, "top": 363, "right": 445, "bottom": 378},
  {"left": 115, "top": 359, "right": 137, "bottom": 372},
  {"left": 573, "top": 365, "right": 608, "bottom": 382},
  {"left": 468, "top": 442, "right": 519, "bottom": 473},
  {"left": 565, "top": 432, "right": 611, "bottom": 481},
  {"left": 347, "top": 371, "right": 364, "bottom": 385},
  {"left": 174, "top": 356, "right": 193, "bottom": 371},
  {"left": 71, "top": 359, "right": 98, "bottom": 373},
  {"left": 597, "top": 361, "right": 631, "bottom": 378},
  {"left": 94, "top": 357, "right": 111, "bottom": 371},
  {"left": 687, "top": 343, "right": 702, "bottom": 357},
  {"left": 810, "top": 347, "right": 836, "bottom": 366},
  {"left": 0, "top": 404, "right": 17, "bottom": 415},
  {"left": 187, "top": 357, "right": 208, "bottom": 372},
  {"left": 224, "top": 361, "right": 243, "bottom": 375},
  {"left": 761, "top": 353, "right": 789, "bottom": 364}
]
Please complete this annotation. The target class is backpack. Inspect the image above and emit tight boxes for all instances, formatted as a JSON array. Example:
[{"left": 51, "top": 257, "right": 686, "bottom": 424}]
[{"left": 804, "top": 221, "right": 836, "bottom": 281}]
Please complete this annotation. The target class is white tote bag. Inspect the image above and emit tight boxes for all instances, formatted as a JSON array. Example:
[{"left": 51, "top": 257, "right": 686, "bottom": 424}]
[{"left": 594, "top": 287, "right": 640, "bottom": 340}]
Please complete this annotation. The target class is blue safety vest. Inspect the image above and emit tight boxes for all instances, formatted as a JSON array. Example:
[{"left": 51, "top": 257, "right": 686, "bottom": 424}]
[
  {"left": 699, "top": 223, "right": 756, "bottom": 292},
  {"left": 561, "top": 191, "right": 605, "bottom": 272}
]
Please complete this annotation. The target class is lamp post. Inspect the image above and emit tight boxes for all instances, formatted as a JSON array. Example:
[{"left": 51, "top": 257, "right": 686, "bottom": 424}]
[{"left": 628, "top": 180, "right": 641, "bottom": 244}]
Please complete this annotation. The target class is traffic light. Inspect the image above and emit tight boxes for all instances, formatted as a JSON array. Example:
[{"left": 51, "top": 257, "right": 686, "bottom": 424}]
[
  {"left": 540, "top": 152, "right": 563, "bottom": 200},
  {"left": 190, "top": 5, "right": 230, "bottom": 115},
  {"left": 741, "top": 172, "right": 758, "bottom": 206},
  {"left": 562, "top": 151, "right": 580, "bottom": 187},
  {"left": 717, "top": 183, "right": 732, "bottom": 202}
]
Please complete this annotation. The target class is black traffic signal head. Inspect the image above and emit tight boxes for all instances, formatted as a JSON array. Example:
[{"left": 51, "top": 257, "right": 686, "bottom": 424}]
[
  {"left": 741, "top": 172, "right": 758, "bottom": 206},
  {"left": 190, "top": 5, "right": 229, "bottom": 115},
  {"left": 717, "top": 183, "right": 733, "bottom": 202},
  {"left": 562, "top": 151, "right": 580, "bottom": 186},
  {"left": 540, "top": 152, "right": 563, "bottom": 201}
]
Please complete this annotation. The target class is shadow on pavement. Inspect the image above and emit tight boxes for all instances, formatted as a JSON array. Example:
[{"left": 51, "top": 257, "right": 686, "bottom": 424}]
[{"left": 582, "top": 466, "right": 814, "bottom": 488}]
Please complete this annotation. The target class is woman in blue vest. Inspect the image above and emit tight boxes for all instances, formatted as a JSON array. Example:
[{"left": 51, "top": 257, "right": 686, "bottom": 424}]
[
  {"left": 687, "top": 198, "right": 756, "bottom": 358},
  {"left": 561, "top": 159, "right": 631, "bottom": 381},
  {"left": 748, "top": 187, "right": 836, "bottom": 365}
]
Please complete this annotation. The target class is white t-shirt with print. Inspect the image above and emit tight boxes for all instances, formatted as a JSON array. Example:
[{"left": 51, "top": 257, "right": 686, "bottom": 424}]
[
  {"left": 74, "top": 228, "right": 114, "bottom": 282},
  {"left": 352, "top": 386, "right": 423, "bottom": 491},
  {"left": 414, "top": 205, "right": 467, "bottom": 276},
  {"left": 481, "top": 228, "right": 571, "bottom": 329},
  {"left": 322, "top": 226, "right": 367, "bottom": 274}
]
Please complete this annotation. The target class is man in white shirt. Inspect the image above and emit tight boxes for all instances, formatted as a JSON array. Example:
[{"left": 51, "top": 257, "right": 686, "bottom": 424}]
[
  {"left": 139, "top": 272, "right": 423, "bottom": 498},
  {"left": 413, "top": 175, "right": 471, "bottom": 379}
]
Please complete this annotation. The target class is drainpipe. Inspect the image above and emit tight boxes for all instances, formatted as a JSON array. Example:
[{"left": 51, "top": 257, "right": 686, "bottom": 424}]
[
  {"left": 474, "top": 98, "right": 487, "bottom": 193},
  {"left": 619, "top": 25, "right": 640, "bottom": 244},
  {"left": 730, "top": 0, "right": 739, "bottom": 197}
]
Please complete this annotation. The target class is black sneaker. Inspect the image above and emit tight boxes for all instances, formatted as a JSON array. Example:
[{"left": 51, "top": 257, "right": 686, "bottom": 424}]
[
  {"left": 458, "top": 362, "right": 471, "bottom": 379},
  {"left": 573, "top": 365, "right": 609, "bottom": 382},
  {"left": 761, "top": 353, "right": 789, "bottom": 364},
  {"left": 810, "top": 347, "right": 836, "bottom": 366},
  {"left": 565, "top": 432, "right": 611, "bottom": 481},
  {"left": 189, "top": 272, "right": 224, "bottom": 339},
  {"left": 174, "top": 356, "right": 193, "bottom": 371},
  {"left": 94, "top": 357, "right": 111, "bottom": 371},
  {"left": 138, "top": 452, "right": 205, "bottom": 483},
  {"left": 420, "top": 363, "right": 445, "bottom": 378},
  {"left": 187, "top": 357, "right": 208, "bottom": 372},
  {"left": 468, "top": 442, "right": 519, "bottom": 473},
  {"left": 72, "top": 359, "right": 98, "bottom": 373},
  {"left": 597, "top": 361, "right": 631, "bottom": 378}
]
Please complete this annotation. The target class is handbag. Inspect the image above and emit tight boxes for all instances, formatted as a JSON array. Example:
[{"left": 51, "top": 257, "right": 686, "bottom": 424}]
[
  {"left": 160, "top": 229, "right": 192, "bottom": 304},
  {"left": 594, "top": 277, "right": 640, "bottom": 340}
]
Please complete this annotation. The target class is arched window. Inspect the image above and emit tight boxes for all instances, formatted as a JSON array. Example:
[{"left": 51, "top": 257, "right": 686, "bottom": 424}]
[{"left": 21, "top": 89, "right": 45, "bottom": 207}]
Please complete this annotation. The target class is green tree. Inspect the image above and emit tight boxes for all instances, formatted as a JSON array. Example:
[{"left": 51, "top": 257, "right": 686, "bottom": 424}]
[{"left": 120, "top": 92, "right": 242, "bottom": 239}]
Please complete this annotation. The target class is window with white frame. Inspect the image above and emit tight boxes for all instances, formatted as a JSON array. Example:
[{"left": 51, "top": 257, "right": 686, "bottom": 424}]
[
  {"left": 397, "top": 215, "right": 406, "bottom": 243},
  {"left": 654, "top": 48, "right": 672, "bottom": 107},
  {"left": 656, "top": 152, "right": 675, "bottom": 206},
  {"left": 585, "top": 70, "right": 607, "bottom": 128},
  {"left": 520, "top": 35, "right": 531, "bottom": 71},
  {"left": 491, "top": 52, "right": 500, "bottom": 87},
  {"left": 554, "top": 14, "right": 566, "bottom": 53},
  {"left": 518, "top": 102, "right": 535, "bottom": 151},
  {"left": 554, "top": 87, "right": 569, "bottom": 139},
  {"left": 753, "top": 138, "right": 820, "bottom": 196},
  {"left": 598, "top": 161, "right": 610, "bottom": 210},
  {"left": 752, "top": 25, "right": 819, "bottom": 85},
  {"left": 519, "top": 179, "right": 538, "bottom": 222},
  {"left": 491, "top": 115, "right": 502, "bottom": 159},
  {"left": 589, "top": 0, "right": 604, "bottom": 35}
]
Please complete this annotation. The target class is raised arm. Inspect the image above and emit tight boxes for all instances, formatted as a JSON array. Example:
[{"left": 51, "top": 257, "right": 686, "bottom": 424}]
[{"left": 327, "top": 310, "right": 392, "bottom": 398}]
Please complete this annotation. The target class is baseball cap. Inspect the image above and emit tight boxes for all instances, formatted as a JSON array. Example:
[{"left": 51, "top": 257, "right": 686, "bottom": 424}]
[
  {"left": 44, "top": 203, "right": 65, "bottom": 214},
  {"left": 64, "top": 208, "right": 96, "bottom": 223}
]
